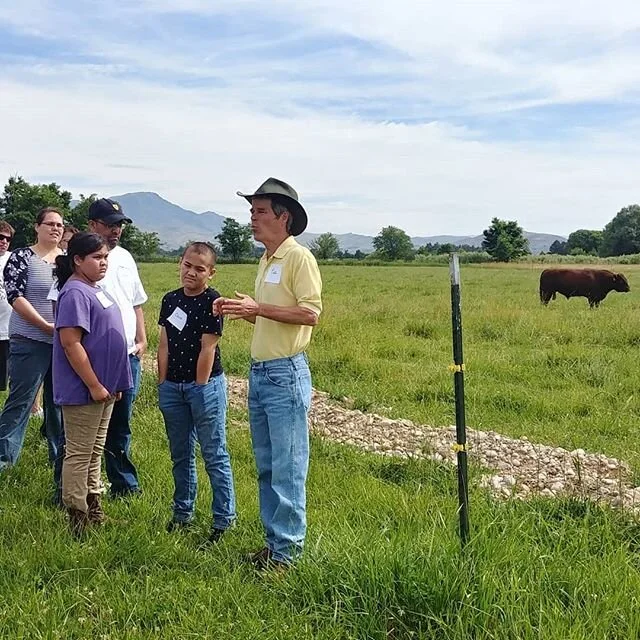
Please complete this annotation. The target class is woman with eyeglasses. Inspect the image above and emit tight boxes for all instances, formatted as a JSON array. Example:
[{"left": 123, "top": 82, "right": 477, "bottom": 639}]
[{"left": 0, "top": 207, "right": 65, "bottom": 503}]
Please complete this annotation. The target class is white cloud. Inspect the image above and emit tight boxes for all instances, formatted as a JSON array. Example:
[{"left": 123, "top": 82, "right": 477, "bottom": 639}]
[{"left": 2, "top": 75, "right": 638, "bottom": 237}]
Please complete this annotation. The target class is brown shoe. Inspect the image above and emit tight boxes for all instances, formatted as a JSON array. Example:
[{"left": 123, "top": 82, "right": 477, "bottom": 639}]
[
  {"left": 87, "top": 493, "right": 106, "bottom": 525},
  {"left": 246, "top": 547, "right": 290, "bottom": 572},
  {"left": 67, "top": 507, "right": 89, "bottom": 539}
]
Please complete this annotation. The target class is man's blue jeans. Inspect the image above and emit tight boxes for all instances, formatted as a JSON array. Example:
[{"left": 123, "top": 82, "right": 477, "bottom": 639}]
[
  {"left": 0, "top": 337, "right": 64, "bottom": 491},
  {"left": 159, "top": 374, "right": 236, "bottom": 529},
  {"left": 104, "top": 353, "right": 141, "bottom": 496},
  {"left": 248, "top": 353, "right": 312, "bottom": 564}
]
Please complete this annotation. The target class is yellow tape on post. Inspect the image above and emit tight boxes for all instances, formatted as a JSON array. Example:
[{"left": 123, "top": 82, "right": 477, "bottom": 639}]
[{"left": 448, "top": 364, "right": 465, "bottom": 373}]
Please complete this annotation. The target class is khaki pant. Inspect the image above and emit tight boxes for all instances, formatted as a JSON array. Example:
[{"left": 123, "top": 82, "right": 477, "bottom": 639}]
[{"left": 62, "top": 400, "right": 115, "bottom": 513}]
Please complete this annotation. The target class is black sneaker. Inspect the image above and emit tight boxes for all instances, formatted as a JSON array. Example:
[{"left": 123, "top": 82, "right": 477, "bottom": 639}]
[
  {"left": 166, "top": 519, "right": 194, "bottom": 533},
  {"left": 208, "top": 528, "right": 226, "bottom": 543}
]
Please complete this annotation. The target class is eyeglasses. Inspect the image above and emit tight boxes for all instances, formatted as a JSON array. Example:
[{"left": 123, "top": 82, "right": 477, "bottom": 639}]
[
  {"left": 0, "top": 234, "right": 11, "bottom": 242},
  {"left": 40, "top": 222, "right": 64, "bottom": 229},
  {"left": 96, "top": 220, "right": 125, "bottom": 230}
]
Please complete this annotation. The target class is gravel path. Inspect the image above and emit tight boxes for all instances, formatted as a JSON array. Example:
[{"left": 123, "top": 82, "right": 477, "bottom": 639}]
[{"left": 226, "top": 376, "right": 640, "bottom": 513}]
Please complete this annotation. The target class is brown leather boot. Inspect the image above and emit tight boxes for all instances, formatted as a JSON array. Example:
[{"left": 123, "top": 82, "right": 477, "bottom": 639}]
[
  {"left": 67, "top": 507, "right": 89, "bottom": 539},
  {"left": 87, "top": 493, "right": 106, "bottom": 525}
]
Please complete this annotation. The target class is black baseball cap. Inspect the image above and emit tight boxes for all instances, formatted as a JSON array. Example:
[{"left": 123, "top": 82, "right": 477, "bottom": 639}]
[{"left": 88, "top": 198, "right": 132, "bottom": 225}]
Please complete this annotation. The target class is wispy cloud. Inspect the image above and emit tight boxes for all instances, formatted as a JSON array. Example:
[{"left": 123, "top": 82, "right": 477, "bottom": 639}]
[{"left": 1, "top": 1, "right": 639, "bottom": 236}]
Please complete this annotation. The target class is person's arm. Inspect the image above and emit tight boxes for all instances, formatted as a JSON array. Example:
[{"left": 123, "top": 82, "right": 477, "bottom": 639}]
[
  {"left": 157, "top": 326, "right": 168, "bottom": 384},
  {"left": 59, "top": 327, "right": 111, "bottom": 403},
  {"left": 212, "top": 296, "right": 255, "bottom": 324},
  {"left": 12, "top": 297, "right": 54, "bottom": 335},
  {"left": 5, "top": 249, "right": 54, "bottom": 335},
  {"left": 196, "top": 333, "right": 219, "bottom": 384},
  {"left": 214, "top": 253, "right": 321, "bottom": 326},
  {"left": 134, "top": 306, "right": 147, "bottom": 356},
  {"left": 217, "top": 292, "right": 318, "bottom": 326}
]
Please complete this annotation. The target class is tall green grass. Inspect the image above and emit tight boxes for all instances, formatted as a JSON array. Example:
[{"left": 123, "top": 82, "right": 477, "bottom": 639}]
[
  {"left": 145, "top": 262, "right": 640, "bottom": 469},
  {"left": 2, "top": 262, "right": 640, "bottom": 638}
]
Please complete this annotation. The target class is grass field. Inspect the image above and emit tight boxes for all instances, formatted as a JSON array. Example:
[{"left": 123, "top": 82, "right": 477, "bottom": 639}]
[
  {"left": 144, "top": 261, "right": 640, "bottom": 469},
  {"left": 2, "top": 261, "right": 640, "bottom": 639}
]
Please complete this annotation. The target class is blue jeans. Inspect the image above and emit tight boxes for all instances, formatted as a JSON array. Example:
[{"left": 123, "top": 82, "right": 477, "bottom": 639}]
[
  {"left": 248, "top": 353, "right": 312, "bottom": 563},
  {"left": 0, "top": 337, "right": 64, "bottom": 491},
  {"left": 104, "top": 353, "right": 141, "bottom": 495},
  {"left": 159, "top": 374, "right": 236, "bottom": 529}
]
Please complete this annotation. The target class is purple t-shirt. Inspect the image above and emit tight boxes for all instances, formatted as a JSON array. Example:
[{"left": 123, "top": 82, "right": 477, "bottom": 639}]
[{"left": 53, "top": 279, "right": 132, "bottom": 406}]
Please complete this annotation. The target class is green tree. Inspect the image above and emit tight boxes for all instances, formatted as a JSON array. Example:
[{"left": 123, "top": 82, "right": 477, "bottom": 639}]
[
  {"left": 308, "top": 232, "right": 340, "bottom": 259},
  {"left": 66, "top": 193, "right": 97, "bottom": 230},
  {"left": 481, "top": 218, "right": 529, "bottom": 262},
  {"left": 566, "top": 229, "right": 602, "bottom": 255},
  {"left": 600, "top": 205, "right": 640, "bottom": 257},
  {"left": 0, "top": 176, "right": 72, "bottom": 246},
  {"left": 372, "top": 226, "right": 415, "bottom": 261},
  {"left": 215, "top": 218, "right": 253, "bottom": 262},
  {"left": 437, "top": 243, "right": 455, "bottom": 254},
  {"left": 120, "top": 224, "right": 161, "bottom": 259},
  {"left": 548, "top": 240, "right": 567, "bottom": 255}
]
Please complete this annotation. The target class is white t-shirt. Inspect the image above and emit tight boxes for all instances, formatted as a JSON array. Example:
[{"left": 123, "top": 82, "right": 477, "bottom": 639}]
[
  {"left": 49, "top": 245, "right": 147, "bottom": 354},
  {"left": 0, "top": 252, "right": 12, "bottom": 341}
]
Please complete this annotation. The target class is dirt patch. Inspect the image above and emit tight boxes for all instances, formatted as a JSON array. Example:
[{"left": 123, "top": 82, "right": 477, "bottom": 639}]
[{"left": 144, "top": 353, "right": 640, "bottom": 513}]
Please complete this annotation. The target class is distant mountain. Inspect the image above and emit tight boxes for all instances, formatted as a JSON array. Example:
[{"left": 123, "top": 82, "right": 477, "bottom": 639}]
[
  {"left": 73, "top": 192, "right": 565, "bottom": 253},
  {"left": 109, "top": 192, "right": 226, "bottom": 248}
]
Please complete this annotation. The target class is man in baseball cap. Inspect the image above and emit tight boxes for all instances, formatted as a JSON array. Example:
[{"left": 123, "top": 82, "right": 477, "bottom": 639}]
[
  {"left": 87, "top": 199, "right": 132, "bottom": 249},
  {"left": 87, "top": 197, "right": 147, "bottom": 499}
]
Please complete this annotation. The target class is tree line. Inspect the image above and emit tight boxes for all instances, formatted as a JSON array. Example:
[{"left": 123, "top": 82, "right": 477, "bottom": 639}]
[
  {"left": 308, "top": 221, "right": 527, "bottom": 262},
  {"left": 2, "top": 176, "right": 638, "bottom": 263},
  {"left": 307, "top": 205, "right": 640, "bottom": 263},
  {"left": 546, "top": 206, "right": 640, "bottom": 258}
]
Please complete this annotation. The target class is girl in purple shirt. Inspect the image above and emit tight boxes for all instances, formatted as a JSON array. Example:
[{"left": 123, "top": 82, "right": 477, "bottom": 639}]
[{"left": 53, "top": 233, "right": 132, "bottom": 536}]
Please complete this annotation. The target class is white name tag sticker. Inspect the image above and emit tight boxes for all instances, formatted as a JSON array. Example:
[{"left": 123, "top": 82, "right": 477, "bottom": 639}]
[
  {"left": 167, "top": 307, "right": 188, "bottom": 331},
  {"left": 264, "top": 264, "right": 282, "bottom": 284},
  {"left": 47, "top": 281, "right": 59, "bottom": 302},
  {"left": 96, "top": 291, "right": 114, "bottom": 309}
]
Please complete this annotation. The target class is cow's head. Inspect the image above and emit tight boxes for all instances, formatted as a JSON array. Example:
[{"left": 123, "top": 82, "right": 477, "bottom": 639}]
[{"left": 613, "top": 272, "right": 630, "bottom": 292}]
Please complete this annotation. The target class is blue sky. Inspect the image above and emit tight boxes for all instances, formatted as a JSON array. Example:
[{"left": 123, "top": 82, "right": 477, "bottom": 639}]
[{"left": 1, "top": 0, "right": 639, "bottom": 236}]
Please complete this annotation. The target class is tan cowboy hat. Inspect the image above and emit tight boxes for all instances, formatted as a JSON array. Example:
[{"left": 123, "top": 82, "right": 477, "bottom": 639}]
[{"left": 237, "top": 177, "right": 307, "bottom": 236}]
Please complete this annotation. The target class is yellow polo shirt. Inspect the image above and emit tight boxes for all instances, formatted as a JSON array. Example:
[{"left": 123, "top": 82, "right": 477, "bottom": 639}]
[{"left": 252, "top": 236, "right": 322, "bottom": 361}]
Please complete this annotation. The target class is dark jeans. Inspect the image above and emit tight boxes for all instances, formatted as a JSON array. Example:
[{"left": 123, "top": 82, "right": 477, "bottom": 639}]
[
  {"left": 0, "top": 339, "right": 9, "bottom": 391},
  {"left": 104, "top": 353, "right": 141, "bottom": 496},
  {"left": 0, "top": 337, "right": 64, "bottom": 491}
]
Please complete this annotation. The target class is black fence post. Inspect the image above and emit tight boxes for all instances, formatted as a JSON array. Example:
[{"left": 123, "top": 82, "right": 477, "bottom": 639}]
[{"left": 449, "top": 253, "right": 470, "bottom": 547}]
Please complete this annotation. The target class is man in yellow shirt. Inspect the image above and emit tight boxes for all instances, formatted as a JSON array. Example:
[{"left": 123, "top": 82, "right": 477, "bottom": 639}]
[{"left": 215, "top": 178, "right": 322, "bottom": 570}]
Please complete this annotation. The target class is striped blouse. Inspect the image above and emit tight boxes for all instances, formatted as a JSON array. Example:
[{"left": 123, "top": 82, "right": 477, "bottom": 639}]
[{"left": 3, "top": 247, "right": 56, "bottom": 344}]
